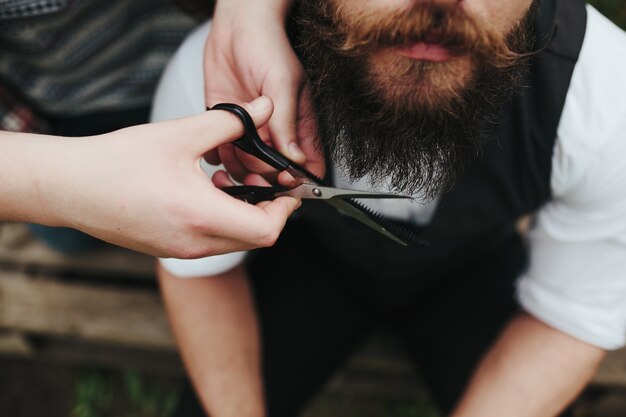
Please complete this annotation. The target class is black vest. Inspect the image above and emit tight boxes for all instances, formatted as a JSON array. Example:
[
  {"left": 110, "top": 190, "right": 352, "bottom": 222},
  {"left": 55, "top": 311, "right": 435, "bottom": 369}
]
[{"left": 297, "top": 0, "right": 588, "bottom": 275}]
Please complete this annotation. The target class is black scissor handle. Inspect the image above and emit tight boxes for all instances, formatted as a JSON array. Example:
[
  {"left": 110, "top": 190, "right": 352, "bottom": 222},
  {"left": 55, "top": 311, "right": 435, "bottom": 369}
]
[
  {"left": 210, "top": 103, "right": 292, "bottom": 172},
  {"left": 222, "top": 185, "right": 285, "bottom": 205}
]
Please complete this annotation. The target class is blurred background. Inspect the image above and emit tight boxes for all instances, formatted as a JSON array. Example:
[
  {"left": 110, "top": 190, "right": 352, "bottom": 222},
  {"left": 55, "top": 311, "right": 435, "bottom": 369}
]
[
  {"left": 592, "top": 0, "right": 626, "bottom": 27},
  {"left": 1, "top": 2, "right": 626, "bottom": 417}
]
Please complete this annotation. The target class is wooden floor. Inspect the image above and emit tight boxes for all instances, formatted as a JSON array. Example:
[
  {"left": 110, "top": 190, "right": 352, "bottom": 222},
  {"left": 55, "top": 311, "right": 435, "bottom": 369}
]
[{"left": 1, "top": 221, "right": 625, "bottom": 401}]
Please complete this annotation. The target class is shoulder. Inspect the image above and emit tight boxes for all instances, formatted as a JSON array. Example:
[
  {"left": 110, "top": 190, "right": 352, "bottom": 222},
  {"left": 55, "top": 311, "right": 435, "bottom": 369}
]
[
  {"left": 150, "top": 20, "right": 210, "bottom": 122},
  {"left": 551, "top": 5, "right": 626, "bottom": 210}
]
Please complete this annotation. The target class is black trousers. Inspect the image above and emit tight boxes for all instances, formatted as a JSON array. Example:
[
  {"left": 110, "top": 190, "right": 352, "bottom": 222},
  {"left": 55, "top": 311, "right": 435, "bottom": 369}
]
[{"left": 175, "top": 218, "right": 557, "bottom": 416}]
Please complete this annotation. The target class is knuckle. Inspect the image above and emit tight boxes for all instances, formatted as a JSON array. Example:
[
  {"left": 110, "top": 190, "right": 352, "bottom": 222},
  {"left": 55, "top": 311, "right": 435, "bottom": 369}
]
[
  {"left": 257, "top": 227, "right": 280, "bottom": 248},
  {"left": 186, "top": 213, "right": 213, "bottom": 235}
]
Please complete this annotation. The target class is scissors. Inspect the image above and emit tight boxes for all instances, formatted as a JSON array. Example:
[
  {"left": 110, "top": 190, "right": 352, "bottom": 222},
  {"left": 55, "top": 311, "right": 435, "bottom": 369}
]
[{"left": 210, "top": 103, "right": 415, "bottom": 246}]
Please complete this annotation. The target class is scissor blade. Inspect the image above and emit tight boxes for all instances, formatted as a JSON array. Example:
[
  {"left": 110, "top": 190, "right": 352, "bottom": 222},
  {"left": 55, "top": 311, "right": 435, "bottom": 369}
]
[
  {"left": 322, "top": 186, "right": 412, "bottom": 200},
  {"left": 324, "top": 198, "right": 408, "bottom": 246},
  {"left": 285, "top": 165, "right": 325, "bottom": 184},
  {"left": 278, "top": 184, "right": 412, "bottom": 200}
]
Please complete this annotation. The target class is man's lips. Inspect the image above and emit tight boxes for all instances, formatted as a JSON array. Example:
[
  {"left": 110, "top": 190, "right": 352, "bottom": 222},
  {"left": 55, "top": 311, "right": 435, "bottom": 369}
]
[{"left": 396, "top": 42, "right": 455, "bottom": 62}]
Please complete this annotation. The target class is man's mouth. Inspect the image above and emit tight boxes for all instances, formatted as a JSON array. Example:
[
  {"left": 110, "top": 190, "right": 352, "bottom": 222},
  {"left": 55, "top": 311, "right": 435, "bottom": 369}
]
[
  {"left": 393, "top": 27, "right": 463, "bottom": 63},
  {"left": 396, "top": 42, "right": 454, "bottom": 62}
]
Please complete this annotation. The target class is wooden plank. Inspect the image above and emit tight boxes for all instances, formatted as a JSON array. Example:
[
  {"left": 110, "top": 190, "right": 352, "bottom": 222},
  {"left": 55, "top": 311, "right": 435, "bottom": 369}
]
[
  {"left": 0, "top": 331, "right": 33, "bottom": 356},
  {"left": 15, "top": 337, "right": 184, "bottom": 376},
  {"left": 594, "top": 349, "right": 626, "bottom": 387},
  {"left": 0, "top": 272, "right": 175, "bottom": 350},
  {"left": 0, "top": 222, "right": 154, "bottom": 278}
]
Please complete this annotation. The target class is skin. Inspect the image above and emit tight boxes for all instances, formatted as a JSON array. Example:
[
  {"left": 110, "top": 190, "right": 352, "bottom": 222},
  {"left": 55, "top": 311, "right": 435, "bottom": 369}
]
[
  {"left": 159, "top": 264, "right": 264, "bottom": 417},
  {"left": 0, "top": 97, "right": 300, "bottom": 258},
  {"left": 451, "top": 314, "right": 605, "bottom": 417},
  {"left": 203, "top": 0, "right": 325, "bottom": 182},
  {"left": 160, "top": 0, "right": 607, "bottom": 416}
]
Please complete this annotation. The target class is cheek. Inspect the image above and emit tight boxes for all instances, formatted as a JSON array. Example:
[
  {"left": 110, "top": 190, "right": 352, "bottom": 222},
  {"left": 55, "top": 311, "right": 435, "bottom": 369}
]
[{"left": 462, "top": 0, "right": 533, "bottom": 34}]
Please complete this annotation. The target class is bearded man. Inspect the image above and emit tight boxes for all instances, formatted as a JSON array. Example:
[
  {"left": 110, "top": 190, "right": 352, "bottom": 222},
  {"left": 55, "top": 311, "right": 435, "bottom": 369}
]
[{"left": 153, "top": 0, "right": 626, "bottom": 416}]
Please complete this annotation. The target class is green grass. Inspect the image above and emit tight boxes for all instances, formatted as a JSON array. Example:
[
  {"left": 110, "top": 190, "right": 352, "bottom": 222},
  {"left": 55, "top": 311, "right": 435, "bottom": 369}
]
[{"left": 71, "top": 370, "right": 180, "bottom": 417}]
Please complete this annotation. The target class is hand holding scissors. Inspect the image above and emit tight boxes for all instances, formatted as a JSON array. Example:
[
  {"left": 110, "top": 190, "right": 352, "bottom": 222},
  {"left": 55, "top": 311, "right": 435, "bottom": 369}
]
[{"left": 210, "top": 103, "right": 417, "bottom": 246}]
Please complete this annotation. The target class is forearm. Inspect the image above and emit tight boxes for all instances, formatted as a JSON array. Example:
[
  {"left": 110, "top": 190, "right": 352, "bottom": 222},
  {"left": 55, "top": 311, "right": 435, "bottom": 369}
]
[
  {"left": 158, "top": 263, "right": 264, "bottom": 417},
  {"left": 0, "top": 130, "right": 79, "bottom": 225},
  {"left": 451, "top": 313, "right": 605, "bottom": 417}
]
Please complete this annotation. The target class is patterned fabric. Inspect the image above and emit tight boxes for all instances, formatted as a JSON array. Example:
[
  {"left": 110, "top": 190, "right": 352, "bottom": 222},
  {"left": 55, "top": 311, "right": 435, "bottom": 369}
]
[
  {"left": 0, "top": 0, "right": 201, "bottom": 133},
  {"left": 0, "top": 0, "right": 68, "bottom": 20},
  {"left": 171, "top": 0, "right": 214, "bottom": 19}
]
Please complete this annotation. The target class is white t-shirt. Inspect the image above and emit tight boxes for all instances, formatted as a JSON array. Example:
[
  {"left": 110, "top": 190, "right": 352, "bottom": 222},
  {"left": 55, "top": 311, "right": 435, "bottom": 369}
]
[{"left": 151, "top": 6, "right": 626, "bottom": 350}]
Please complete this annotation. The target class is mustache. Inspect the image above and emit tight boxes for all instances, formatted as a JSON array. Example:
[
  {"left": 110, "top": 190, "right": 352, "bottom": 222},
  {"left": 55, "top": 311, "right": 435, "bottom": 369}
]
[{"left": 302, "top": 1, "right": 533, "bottom": 68}]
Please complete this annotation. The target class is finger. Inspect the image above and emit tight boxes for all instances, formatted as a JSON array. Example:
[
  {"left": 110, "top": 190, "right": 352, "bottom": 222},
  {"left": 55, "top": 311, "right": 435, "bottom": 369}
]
[
  {"left": 268, "top": 88, "right": 307, "bottom": 164},
  {"left": 256, "top": 124, "right": 272, "bottom": 144},
  {"left": 234, "top": 147, "right": 280, "bottom": 180},
  {"left": 277, "top": 171, "right": 300, "bottom": 189},
  {"left": 203, "top": 149, "right": 221, "bottom": 165},
  {"left": 212, "top": 170, "right": 235, "bottom": 188},
  {"left": 297, "top": 87, "right": 326, "bottom": 178},
  {"left": 259, "top": 196, "right": 302, "bottom": 236},
  {"left": 242, "top": 173, "right": 272, "bottom": 187},
  {"left": 201, "top": 192, "right": 299, "bottom": 247},
  {"left": 182, "top": 96, "right": 275, "bottom": 155},
  {"left": 219, "top": 143, "right": 248, "bottom": 182}
]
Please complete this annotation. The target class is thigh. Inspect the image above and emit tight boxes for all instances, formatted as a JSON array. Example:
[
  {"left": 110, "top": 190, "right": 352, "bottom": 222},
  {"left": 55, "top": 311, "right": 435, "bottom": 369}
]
[
  {"left": 398, "top": 233, "right": 526, "bottom": 414},
  {"left": 249, "top": 220, "right": 376, "bottom": 417}
]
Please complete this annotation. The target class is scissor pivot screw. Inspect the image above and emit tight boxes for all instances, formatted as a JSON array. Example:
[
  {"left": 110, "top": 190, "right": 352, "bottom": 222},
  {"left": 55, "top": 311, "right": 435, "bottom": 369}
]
[{"left": 312, "top": 188, "right": 323, "bottom": 197}]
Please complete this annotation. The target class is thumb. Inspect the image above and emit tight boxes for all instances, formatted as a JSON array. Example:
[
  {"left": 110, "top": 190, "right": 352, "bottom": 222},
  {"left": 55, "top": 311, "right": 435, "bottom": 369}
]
[
  {"left": 188, "top": 96, "right": 274, "bottom": 155},
  {"left": 259, "top": 196, "right": 302, "bottom": 237}
]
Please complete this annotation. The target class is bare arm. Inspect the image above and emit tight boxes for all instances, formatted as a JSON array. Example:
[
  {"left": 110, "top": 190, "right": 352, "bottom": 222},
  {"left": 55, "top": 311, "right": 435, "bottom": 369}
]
[
  {"left": 158, "top": 263, "right": 265, "bottom": 417},
  {"left": 0, "top": 98, "right": 299, "bottom": 257},
  {"left": 451, "top": 313, "right": 605, "bottom": 417}
]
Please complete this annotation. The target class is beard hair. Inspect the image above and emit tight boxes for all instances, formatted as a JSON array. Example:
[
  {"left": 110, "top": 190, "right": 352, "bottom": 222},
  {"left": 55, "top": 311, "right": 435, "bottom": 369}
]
[{"left": 292, "top": 0, "right": 538, "bottom": 198}]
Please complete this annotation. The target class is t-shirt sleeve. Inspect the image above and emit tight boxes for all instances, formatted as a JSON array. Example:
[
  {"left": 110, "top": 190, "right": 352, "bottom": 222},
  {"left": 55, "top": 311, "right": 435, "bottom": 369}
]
[
  {"left": 517, "top": 5, "right": 626, "bottom": 350},
  {"left": 517, "top": 223, "right": 626, "bottom": 350},
  {"left": 518, "top": 119, "right": 626, "bottom": 348},
  {"left": 151, "top": 20, "right": 249, "bottom": 278}
]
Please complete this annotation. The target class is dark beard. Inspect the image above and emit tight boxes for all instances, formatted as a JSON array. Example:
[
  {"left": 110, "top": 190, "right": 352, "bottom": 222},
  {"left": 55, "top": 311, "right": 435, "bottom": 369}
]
[{"left": 292, "top": 0, "right": 537, "bottom": 198}]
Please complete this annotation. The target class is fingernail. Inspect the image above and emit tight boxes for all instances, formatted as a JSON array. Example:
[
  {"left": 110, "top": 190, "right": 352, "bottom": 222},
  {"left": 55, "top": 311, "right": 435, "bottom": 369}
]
[
  {"left": 249, "top": 96, "right": 270, "bottom": 113},
  {"left": 289, "top": 142, "right": 305, "bottom": 160}
]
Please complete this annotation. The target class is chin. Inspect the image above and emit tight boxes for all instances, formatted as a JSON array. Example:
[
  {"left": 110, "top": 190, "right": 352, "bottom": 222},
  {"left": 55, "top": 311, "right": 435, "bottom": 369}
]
[{"left": 365, "top": 49, "right": 476, "bottom": 112}]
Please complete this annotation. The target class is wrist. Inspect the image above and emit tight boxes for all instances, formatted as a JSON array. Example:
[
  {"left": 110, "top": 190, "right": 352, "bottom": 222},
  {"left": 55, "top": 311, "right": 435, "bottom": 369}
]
[{"left": 214, "top": 0, "right": 294, "bottom": 22}]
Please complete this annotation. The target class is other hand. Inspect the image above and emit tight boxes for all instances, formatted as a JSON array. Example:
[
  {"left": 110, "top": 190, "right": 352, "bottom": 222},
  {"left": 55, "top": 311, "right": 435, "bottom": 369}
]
[{"left": 203, "top": 0, "right": 325, "bottom": 182}]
